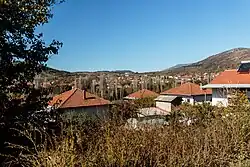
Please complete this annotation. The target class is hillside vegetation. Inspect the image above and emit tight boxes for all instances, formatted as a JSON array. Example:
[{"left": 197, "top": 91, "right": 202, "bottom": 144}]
[{"left": 164, "top": 48, "right": 250, "bottom": 74}]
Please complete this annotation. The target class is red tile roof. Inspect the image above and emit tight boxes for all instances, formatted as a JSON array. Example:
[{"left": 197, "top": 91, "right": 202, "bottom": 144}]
[
  {"left": 126, "top": 89, "right": 159, "bottom": 99},
  {"left": 210, "top": 69, "right": 250, "bottom": 84},
  {"left": 161, "top": 82, "right": 212, "bottom": 96},
  {"left": 49, "top": 88, "right": 110, "bottom": 109}
]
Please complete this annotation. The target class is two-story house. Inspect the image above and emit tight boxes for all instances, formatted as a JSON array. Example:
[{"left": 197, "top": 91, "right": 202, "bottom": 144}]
[{"left": 202, "top": 61, "right": 250, "bottom": 106}]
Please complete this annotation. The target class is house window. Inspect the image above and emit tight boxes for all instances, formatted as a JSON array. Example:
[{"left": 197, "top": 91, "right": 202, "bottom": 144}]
[
  {"left": 238, "top": 62, "right": 250, "bottom": 72},
  {"left": 187, "top": 99, "right": 190, "bottom": 103}
]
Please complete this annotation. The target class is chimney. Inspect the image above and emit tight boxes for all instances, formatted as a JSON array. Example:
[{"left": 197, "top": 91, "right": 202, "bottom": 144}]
[{"left": 83, "top": 90, "right": 87, "bottom": 99}]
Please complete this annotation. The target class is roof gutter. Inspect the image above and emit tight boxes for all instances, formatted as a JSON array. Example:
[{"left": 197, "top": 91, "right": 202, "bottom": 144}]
[{"left": 201, "top": 84, "right": 250, "bottom": 89}]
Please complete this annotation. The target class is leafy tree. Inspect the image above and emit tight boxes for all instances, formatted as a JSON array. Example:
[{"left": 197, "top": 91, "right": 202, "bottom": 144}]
[
  {"left": 110, "top": 100, "right": 138, "bottom": 125},
  {"left": 134, "top": 97, "right": 155, "bottom": 108},
  {"left": 226, "top": 90, "right": 250, "bottom": 111},
  {"left": 0, "top": 0, "right": 63, "bottom": 164}
]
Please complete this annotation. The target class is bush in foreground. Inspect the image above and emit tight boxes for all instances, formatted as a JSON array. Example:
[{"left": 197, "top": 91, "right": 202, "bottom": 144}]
[
  {"left": 18, "top": 110, "right": 250, "bottom": 166},
  {"left": 8, "top": 93, "right": 250, "bottom": 167}
]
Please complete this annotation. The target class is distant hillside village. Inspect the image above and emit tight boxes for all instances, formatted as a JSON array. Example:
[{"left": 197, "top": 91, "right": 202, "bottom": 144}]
[
  {"left": 43, "top": 60, "right": 250, "bottom": 127},
  {"left": 34, "top": 69, "right": 217, "bottom": 101},
  {"left": 30, "top": 48, "right": 250, "bottom": 126},
  {"left": 36, "top": 48, "right": 250, "bottom": 102}
]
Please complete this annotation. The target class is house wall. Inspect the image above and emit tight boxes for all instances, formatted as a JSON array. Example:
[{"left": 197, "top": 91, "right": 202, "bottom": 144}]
[
  {"left": 193, "top": 95, "right": 212, "bottom": 103},
  {"left": 182, "top": 97, "right": 194, "bottom": 105},
  {"left": 156, "top": 101, "right": 172, "bottom": 112},
  {"left": 211, "top": 88, "right": 228, "bottom": 106},
  {"left": 62, "top": 105, "right": 110, "bottom": 121},
  {"left": 211, "top": 88, "right": 250, "bottom": 107},
  {"left": 158, "top": 94, "right": 211, "bottom": 108},
  {"left": 246, "top": 89, "right": 250, "bottom": 98},
  {"left": 182, "top": 95, "right": 212, "bottom": 105}
]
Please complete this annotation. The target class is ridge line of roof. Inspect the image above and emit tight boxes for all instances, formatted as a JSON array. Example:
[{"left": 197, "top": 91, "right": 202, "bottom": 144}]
[
  {"left": 59, "top": 88, "right": 78, "bottom": 108},
  {"left": 225, "top": 69, "right": 237, "bottom": 71}
]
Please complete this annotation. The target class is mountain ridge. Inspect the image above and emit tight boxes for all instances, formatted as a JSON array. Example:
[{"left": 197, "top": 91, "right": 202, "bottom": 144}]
[
  {"left": 165, "top": 63, "right": 191, "bottom": 71},
  {"left": 44, "top": 47, "right": 250, "bottom": 76},
  {"left": 43, "top": 67, "right": 134, "bottom": 76},
  {"left": 163, "top": 47, "right": 250, "bottom": 74}
]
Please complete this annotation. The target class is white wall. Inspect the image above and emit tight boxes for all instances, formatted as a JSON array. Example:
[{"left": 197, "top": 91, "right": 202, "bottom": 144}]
[
  {"left": 182, "top": 95, "right": 212, "bottom": 105},
  {"left": 156, "top": 101, "right": 172, "bottom": 112},
  {"left": 182, "top": 97, "right": 194, "bottom": 105},
  {"left": 246, "top": 89, "right": 250, "bottom": 98},
  {"left": 211, "top": 88, "right": 228, "bottom": 106}
]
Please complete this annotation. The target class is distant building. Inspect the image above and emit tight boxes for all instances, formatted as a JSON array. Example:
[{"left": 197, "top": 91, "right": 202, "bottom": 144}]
[
  {"left": 202, "top": 61, "right": 250, "bottom": 106},
  {"left": 124, "top": 89, "right": 159, "bottom": 100},
  {"left": 137, "top": 107, "right": 170, "bottom": 117},
  {"left": 126, "top": 107, "right": 169, "bottom": 129},
  {"left": 154, "top": 95, "right": 182, "bottom": 112},
  {"left": 160, "top": 82, "right": 212, "bottom": 105},
  {"left": 49, "top": 88, "right": 111, "bottom": 120}
]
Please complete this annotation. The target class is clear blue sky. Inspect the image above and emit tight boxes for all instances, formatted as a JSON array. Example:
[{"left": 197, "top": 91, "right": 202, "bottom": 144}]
[{"left": 39, "top": 0, "right": 250, "bottom": 72}]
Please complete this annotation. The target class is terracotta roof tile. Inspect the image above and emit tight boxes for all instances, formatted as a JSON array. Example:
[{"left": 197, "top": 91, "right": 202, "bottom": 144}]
[
  {"left": 49, "top": 88, "right": 110, "bottom": 109},
  {"left": 161, "top": 82, "right": 212, "bottom": 96},
  {"left": 126, "top": 89, "right": 159, "bottom": 99},
  {"left": 210, "top": 69, "right": 250, "bottom": 84}
]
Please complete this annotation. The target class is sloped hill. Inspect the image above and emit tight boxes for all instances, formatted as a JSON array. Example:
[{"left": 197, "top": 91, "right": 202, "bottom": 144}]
[
  {"left": 164, "top": 48, "right": 250, "bottom": 74},
  {"left": 42, "top": 67, "right": 134, "bottom": 77},
  {"left": 165, "top": 63, "right": 191, "bottom": 71},
  {"left": 42, "top": 67, "right": 71, "bottom": 78}
]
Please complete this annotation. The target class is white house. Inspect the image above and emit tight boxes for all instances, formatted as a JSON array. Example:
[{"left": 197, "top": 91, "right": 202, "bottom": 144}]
[
  {"left": 154, "top": 95, "right": 182, "bottom": 112},
  {"left": 202, "top": 61, "right": 250, "bottom": 107},
  {"left": 160, "top": 82, "right": 212, "bottom": 106}
]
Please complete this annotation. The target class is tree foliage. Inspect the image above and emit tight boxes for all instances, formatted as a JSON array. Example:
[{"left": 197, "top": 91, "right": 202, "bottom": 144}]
[{"left": 0, "top": 0, "right": 63, "bottom": 163}]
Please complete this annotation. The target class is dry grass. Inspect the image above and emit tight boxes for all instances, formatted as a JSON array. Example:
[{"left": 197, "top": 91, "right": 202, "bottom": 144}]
[
  {"left": 27, "top": 110, "right": 250, "bottom": 167},
  {"left": 7, "top": 94, "right": 250, "bottom": 167}
]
